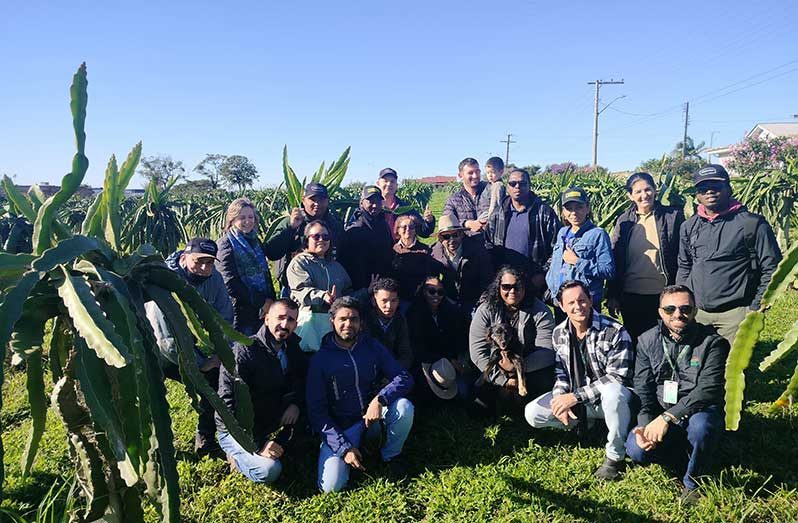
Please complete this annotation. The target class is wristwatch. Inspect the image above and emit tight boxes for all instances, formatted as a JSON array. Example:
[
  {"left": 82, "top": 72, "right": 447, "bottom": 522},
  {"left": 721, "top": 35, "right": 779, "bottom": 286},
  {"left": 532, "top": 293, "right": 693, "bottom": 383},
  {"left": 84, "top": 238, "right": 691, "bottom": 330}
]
[{"left": 661, "top": 412, "right": 677, "bottom": 424}]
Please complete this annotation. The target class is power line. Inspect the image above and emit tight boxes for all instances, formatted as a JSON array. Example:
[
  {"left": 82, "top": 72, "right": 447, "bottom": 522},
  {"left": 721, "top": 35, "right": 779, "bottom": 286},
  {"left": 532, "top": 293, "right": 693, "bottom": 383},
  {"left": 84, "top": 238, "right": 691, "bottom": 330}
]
[
  {"left": 500, "top": 133, "right": 516, "bottom": 166},
  {"left": 588, "top": 79, "right": 624, "bottom": 167}
]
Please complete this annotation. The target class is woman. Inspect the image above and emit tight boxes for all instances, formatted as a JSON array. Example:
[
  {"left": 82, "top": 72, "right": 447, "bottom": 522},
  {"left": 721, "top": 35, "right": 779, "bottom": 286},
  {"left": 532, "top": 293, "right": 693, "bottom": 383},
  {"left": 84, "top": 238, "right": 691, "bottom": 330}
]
[
  {"left": 216, "top": 198, "right": 278, "bottom": 335},
  {"left": 391, "top": 215, "right": 442, "bottom": 306},
  {"left": 546, "top": 187, "right": 614, "bottom": 321},
  {"left": 286, "top": 220, "right": 352, "bottom": 352},
  {"left": 407, "top": 274, "right": 472, "bottom": 402},
  {"left": 607, "top": 172, "right": 684, "bottom": 339},
  {"left": 469, "top": 267, "right": 556, "bottom": 414}
]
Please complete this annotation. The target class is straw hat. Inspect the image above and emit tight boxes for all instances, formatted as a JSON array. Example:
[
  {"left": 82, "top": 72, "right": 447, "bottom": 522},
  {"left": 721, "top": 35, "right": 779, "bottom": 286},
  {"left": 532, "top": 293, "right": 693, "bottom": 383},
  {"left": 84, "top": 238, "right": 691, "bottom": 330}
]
[{"left": 421, "top": 358, "right": 458, "bottom": 400}]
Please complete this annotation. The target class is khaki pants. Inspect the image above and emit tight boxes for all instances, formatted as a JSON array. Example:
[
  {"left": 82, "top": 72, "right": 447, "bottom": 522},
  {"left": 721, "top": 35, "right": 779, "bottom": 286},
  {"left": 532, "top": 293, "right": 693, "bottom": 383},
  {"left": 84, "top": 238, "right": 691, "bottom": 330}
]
[{"left": 696, "top": 306, "right": 749, "bottom": 347}]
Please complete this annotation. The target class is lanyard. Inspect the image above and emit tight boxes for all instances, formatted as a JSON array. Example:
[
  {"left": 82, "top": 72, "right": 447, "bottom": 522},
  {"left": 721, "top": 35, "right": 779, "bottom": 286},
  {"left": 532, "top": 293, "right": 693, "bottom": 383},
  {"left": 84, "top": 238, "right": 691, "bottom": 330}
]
[{"left": 661, "top": 338, "right": 689, "bottom": 381}]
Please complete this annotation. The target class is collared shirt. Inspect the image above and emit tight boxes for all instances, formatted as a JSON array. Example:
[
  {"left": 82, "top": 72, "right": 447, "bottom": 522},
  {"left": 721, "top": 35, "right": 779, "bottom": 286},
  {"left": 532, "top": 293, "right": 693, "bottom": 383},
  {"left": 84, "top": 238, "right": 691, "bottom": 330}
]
[
  {"left": 552, "top": 312, "right": 633, "bottom": 404},
  {"left": 505, "top": 205, "right": 531, "bottom": 256}
]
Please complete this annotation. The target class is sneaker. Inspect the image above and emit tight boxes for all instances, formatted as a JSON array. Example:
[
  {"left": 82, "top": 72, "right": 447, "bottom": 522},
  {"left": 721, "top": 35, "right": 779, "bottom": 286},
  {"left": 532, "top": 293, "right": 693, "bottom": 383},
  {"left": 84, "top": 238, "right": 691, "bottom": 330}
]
[
  {"left": 594, "top": 457, "right": 625, "bottom": 481},
  {"left": 679, "top": 486, "right": 702, "bottom": 506},
  {"left": 194, "top": 432, "right": 221, "bottom": 458}
]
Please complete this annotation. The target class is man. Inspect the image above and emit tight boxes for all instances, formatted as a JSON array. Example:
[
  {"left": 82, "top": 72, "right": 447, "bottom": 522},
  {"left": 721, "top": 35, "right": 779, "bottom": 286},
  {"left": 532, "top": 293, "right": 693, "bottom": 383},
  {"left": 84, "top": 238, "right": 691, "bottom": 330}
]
[
  {"left": 145, "top": 238, "right": 234, "bottom": 456},
  {"left": 363, "top": 277, "right": 414, "bottom": 370},
  {"left": 625, "top": 285, "right": 728, "bottom": 503},
  {"left": 272, "top": 183, "right": 346, "bottom": 292},
  {"left": 485, "top": 168, "right": 560, "bottom": 291},
  {"left": 376, "top": 167, "right": 435, "bottom": 240},
  {"left": 307, "top": 296, "right": 415, "bottom": 493},
  {"left": 525, "top": 280, "right": 634, "bottom": 481},
  {"left": 443, "top": 158, "right": 491, "bottom": 235},
  {"left": 339, "top": 185, "right": 395, "bottom": 290},
  {"left": 430, "top": 214, "right": 493, "bottom": 313},
  {"left": 676, "top": 164, "right": 781, "bottom": 345},
  {"left": 216, "top": 299, "right": 307, "bottom": 483}
]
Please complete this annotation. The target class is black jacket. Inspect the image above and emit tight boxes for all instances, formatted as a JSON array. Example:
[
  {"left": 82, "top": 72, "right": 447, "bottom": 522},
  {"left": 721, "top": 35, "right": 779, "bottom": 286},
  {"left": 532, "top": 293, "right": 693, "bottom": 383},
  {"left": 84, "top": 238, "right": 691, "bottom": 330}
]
[
  {"left": 676, "top": 207, "right": 781, "bottom": 311},
  {"left": 406, "top": 297, "right": 469, "bottom": 363},
  {"left": 216, "top": 232, "right": 278, "bottom": 334},
  {"left": 271, "top": 209, "right": 346, "bottom": 291},
  {"left": 430, "top": 235, "right": 493, "bottom": 313},
  {"left": 216, "top": 325, "right": 307, "bottom": 449},
  {"left": 484, "top": 193, "right": 560, "bottom": 276},
  {"left": 634, "top": 321, "right": 729, "bottom": 426},
  {"left": 340, "top": 209, "right": 395, "bottom": 291},
  {"left": 608, "top": 202, "right": 684, "bottom": 300},
  {"left": 363, "top": 308, "right": 414, "bottom": 370}
]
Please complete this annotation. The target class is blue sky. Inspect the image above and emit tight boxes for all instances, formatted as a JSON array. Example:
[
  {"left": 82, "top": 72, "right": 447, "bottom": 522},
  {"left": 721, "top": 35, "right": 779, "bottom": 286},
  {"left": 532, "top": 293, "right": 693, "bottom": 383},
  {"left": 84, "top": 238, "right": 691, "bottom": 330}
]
[{"left": 2, "top": 1, "right": 796, "bottom": 188}]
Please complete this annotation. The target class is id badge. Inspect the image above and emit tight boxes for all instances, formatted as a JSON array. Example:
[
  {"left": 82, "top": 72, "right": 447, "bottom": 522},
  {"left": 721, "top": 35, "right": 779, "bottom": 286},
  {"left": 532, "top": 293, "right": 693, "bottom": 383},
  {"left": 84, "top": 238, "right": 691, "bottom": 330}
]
[{"left": 663, "top": 380, "right": 679, "bottom": 404}]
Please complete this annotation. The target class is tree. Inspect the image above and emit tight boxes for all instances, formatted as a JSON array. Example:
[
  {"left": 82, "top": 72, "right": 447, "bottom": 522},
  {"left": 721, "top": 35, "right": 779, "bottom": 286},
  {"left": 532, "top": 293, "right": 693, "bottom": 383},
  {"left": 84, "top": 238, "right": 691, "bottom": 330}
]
[
  {"left": 220, "top": 155, "right": 258, "bottom": 191},
  {"left": 672, "top": 136, "right": 706, "bottom": 160},
  {"left": 638, "top": 136, "right": 708, "bottom": 180},
  {"left": 193, "top": 153, "right": 227, "bottom": 189},
  {"left": 137, "top": 155, "right": 185, "bottom": 189}
]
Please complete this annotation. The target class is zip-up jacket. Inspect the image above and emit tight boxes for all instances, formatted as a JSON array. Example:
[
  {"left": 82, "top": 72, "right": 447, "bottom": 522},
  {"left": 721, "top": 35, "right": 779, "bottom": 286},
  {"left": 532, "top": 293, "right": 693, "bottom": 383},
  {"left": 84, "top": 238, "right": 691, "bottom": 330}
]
[
  {"left": 363, "top": 307, "right": 414, "bottom": 370},
  {"left": 634, "top": 321, "right": 729, "bottom": 426},
  {"left": 676, "top": 206, "right": 781, "bottom": 311},
  {"left": 430, "top": 235, "right": 493, "bottom": 313},
  {"left": 546, "top": 221, "right": 615, "bottom": 305},
  {"left": 340, "top": 209, "right": 395, "bottom": 290},
  {"left": 608, "top": 202, "right": 684, "bottom": 301},
  {"left": 443, "top": 182, "right": 491, "bottom": 229},
  {"left": 485, "top": 193, "right": 560, "bottom": 275},
  {"left": 306, "top": 332, "right": 414, "bottom": 455}
]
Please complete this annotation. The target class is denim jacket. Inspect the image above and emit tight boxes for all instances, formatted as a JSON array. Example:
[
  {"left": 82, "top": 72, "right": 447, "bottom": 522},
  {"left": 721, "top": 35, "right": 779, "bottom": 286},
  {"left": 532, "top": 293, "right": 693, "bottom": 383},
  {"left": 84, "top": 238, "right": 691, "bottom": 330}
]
[{"left": 545, "top": 221, "right": 615, "bottom": 305}]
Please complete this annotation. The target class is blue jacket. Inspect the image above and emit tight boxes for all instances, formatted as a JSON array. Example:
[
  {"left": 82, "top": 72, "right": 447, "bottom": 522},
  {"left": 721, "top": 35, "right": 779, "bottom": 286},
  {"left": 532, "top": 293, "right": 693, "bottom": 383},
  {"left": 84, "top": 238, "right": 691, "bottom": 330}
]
[
  {"left": 546, "top": 221, "right": 615, "bottom": 305},
  {"left": 306, "top": 331, "right": 414, "bottom": 455}
]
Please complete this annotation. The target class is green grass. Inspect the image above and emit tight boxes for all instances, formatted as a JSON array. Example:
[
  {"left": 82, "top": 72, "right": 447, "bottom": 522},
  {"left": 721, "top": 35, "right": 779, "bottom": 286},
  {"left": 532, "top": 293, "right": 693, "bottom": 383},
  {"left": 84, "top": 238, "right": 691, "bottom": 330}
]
[{"left": 3, "top": 291, "right": 798, "bottom": 521}]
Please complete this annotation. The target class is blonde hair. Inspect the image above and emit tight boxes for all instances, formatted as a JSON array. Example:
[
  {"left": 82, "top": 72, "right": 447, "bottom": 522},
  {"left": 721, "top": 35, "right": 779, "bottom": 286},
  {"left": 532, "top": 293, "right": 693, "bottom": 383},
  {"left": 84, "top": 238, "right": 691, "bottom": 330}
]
[{"left": 225, "top": 197, "right": 259, "bottom": 232}]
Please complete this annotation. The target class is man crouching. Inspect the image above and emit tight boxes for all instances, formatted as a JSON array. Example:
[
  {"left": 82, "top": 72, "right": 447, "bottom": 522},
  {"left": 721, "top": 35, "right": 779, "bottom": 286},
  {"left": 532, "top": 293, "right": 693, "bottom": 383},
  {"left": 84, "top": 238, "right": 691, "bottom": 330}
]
[
  {"left": 525, "top": 280, "right": 634, "bottom": 481},
  {"left": 307, "top": 296, "right": 415, "bottom": 493}
]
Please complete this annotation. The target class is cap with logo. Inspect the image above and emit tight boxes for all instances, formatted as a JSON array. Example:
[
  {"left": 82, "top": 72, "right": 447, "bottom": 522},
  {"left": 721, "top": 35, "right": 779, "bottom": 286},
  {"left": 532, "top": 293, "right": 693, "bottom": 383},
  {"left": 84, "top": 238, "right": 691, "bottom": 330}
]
[
  {"left": 184, "top": 238, "right": 218, "bottom": 259},
  {"left": 304, "top": 182, "right": 329, "bottom": 198},
  {"left": 561, "top": 187, "right": 589, "bottom": 206},
  {"left": 360, "top": 185, "right": 384, "bottom": 200},
  {"left": 378, "top": 167, "right": 398, "bottom": 180},
  {"left": 693, "top": 164, "right": 730, "bottom": 186}
]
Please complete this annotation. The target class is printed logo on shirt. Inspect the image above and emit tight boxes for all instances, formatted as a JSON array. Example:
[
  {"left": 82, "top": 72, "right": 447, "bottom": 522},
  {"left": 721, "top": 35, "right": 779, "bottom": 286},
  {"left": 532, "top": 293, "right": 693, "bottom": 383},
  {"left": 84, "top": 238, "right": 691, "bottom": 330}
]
[{"left": 690, "top": 355, "right": 700, "bottom": 367}]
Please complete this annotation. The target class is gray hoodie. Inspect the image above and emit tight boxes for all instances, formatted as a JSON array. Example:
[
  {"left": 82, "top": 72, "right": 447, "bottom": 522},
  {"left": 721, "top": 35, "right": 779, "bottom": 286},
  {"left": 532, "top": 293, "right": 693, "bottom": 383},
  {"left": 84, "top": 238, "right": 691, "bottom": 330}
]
[{"left": 286, "top": 251, "right": 352, "bottom": 312}]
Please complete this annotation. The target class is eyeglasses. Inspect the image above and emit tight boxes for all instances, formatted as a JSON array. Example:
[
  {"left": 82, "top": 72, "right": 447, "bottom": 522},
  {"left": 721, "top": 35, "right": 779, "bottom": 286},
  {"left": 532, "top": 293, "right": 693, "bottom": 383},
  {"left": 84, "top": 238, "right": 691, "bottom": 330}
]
[
  {"left": 507, "top": 180, "right": 528, "bottom": 188},
  {"left": 500, "top": 283, "right": 521, "bottom": 292},
  {"left": 425, "top": 286, "right": 444, "bottom": 296},
  {"left": 660, "top": 305, "right": 694, "bottom": 316},
  {"left": 398, "top": 224, "right": 416, "bottom": 230},
  {"left": 309, "top": 233, "right": 330, "bottom": 242}
]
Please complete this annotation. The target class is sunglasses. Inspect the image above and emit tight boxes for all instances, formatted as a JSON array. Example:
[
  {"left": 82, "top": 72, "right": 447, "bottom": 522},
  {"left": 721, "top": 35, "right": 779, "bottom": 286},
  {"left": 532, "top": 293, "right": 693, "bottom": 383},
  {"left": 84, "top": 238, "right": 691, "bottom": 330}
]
[
  {"left": 309, "top": 233, "right": 330, "bottom": 242},
  {"left": 507, "top": 180, "right": 528, "bottom": 188},
  {"left": 660, "top": 305, "right": 694, "bottom": 316},
  {"left": 440, "top": 232, "right": 461, "bottom": 240},
  {"left": 425, "top": 286, "right": 444, "bottom": 296},
  {"left": 695, "top": 182, "right": 726, "bottom": 194},
  {"left": 500, "top": 283, "right": 521, "bottom": 292},
  {"left": 398, "top": 224, "right": 416, "bottom": 230}
]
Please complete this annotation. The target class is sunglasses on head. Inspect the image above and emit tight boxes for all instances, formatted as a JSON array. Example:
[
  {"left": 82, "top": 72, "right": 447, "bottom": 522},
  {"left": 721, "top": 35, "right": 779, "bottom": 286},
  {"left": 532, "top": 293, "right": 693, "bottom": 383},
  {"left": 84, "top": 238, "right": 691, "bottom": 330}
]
[
  {"left": 425, "top": 286, "right": 444, "bottom": 296},
  {"left": 500, "top": 283, "right": 521, "bottom": 292},
  {"left": 660, "top": 305, "right": 694, "bottom": 316},
  {"left": 309, "top": 233, "right": 330, "bottom": 242},
  {"left": 507, "top": 180, "right": 528, "bottom": 188}
]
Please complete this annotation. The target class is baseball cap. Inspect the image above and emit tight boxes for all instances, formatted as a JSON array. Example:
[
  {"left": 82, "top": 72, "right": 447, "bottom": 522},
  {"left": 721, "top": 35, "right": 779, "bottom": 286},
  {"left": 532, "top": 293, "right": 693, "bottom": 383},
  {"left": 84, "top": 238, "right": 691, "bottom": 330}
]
[
  {"left": 361, "top": 185, "right": 384, "bottom": 200},
  {"left": 693, "top": 164, "right": 730, "bottom": 186},
  {"left": 561, "top": 187, "right": 589, "bottom": 206},
  {"left": 378, "top": 167, "right": 398, "bottom": 180},
  {"left": 304, "top": 182, "right": 329, "bottom": 198},
  {"left": 184, "top": 238, "right": 218, "bottom": 259}
]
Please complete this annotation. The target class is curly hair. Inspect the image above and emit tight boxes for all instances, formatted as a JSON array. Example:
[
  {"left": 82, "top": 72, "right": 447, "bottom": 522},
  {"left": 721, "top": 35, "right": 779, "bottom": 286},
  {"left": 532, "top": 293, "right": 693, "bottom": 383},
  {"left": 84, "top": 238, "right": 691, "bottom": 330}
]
[{"left": 481, "top": 266, "right": 531, "bottom": 315}]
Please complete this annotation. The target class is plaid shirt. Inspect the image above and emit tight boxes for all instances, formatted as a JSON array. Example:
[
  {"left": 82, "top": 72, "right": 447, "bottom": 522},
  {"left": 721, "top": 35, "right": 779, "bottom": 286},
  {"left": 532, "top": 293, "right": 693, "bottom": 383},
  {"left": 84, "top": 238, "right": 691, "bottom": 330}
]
[
  {"left": 552, "top": 312, "right": 633, "bottom": 404},
  {"left": 443, "top": 182, "right": 490, "bottom": 227}
]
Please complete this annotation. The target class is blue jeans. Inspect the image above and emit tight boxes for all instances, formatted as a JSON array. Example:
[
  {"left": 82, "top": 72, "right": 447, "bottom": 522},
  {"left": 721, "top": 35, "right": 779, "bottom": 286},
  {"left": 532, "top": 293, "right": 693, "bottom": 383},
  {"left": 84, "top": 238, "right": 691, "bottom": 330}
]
[
  {"left": 218, "top": 431, "right": 282, "bottom": 484},
  {"left": 525, "top": 381, "right": 633, "bottom": 461},
  {"left": 317, "top": 397, "right": 414, "bottom": 493},
  {"left": 625, "top": 405, "right": 723, "bottom": 491}
]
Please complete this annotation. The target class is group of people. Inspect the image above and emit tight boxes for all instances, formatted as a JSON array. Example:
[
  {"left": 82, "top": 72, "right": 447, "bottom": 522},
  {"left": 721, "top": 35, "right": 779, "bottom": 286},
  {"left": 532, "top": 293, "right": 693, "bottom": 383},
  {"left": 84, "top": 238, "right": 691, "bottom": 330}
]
[{"left": 147, "top": 156, "right": 782, "bottom": 501}]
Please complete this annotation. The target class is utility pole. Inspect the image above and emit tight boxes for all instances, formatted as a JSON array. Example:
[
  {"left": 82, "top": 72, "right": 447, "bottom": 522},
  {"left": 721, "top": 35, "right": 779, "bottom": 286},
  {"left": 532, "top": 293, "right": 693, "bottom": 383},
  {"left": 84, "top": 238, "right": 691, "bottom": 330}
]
[
  {"left": 588, "top": 79, "right": 624, "bottom": 167},
  {"left": 682, "top": 102, "right": 690, "bottom": 159},
  {"left": 500, "top": 133, "right": 516, "bottom": 166}
]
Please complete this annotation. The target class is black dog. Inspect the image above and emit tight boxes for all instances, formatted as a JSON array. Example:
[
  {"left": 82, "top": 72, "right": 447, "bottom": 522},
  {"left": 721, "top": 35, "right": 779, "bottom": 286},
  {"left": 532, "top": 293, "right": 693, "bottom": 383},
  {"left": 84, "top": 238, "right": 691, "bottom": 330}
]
[{"left": 482, "top": 323, "right": 527, "bottom": 396}]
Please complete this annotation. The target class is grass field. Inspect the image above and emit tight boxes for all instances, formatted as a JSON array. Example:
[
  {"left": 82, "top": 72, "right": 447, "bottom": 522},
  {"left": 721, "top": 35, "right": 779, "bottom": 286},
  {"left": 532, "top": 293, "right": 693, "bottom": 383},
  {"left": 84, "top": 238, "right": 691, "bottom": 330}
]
[{"left": 2, "top": 282, "right": 798, "bottom": 521}]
